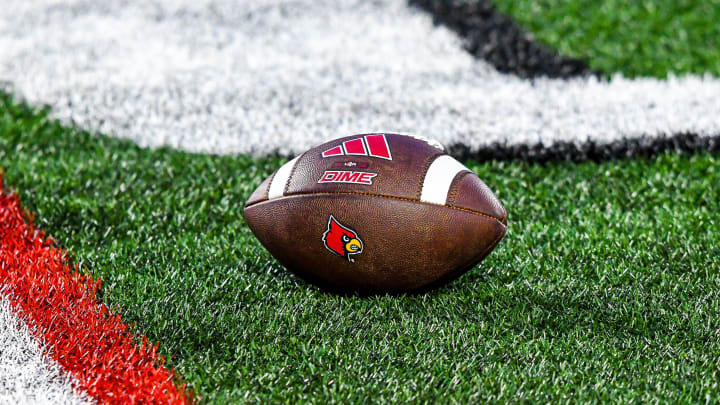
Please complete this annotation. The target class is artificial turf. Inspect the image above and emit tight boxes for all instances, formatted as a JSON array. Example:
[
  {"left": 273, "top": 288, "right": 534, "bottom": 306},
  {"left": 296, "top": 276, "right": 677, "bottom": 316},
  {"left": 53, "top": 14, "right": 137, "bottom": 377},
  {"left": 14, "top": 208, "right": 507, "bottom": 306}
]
[
  {"left": 493, "top": 0, "right": 720, "bottom": 77},
  {"left": 0, "top": 182, "right": 191, "bottom": 404},
  {"left": 2, "top": 93, "right": 719, "bottom": 403}
]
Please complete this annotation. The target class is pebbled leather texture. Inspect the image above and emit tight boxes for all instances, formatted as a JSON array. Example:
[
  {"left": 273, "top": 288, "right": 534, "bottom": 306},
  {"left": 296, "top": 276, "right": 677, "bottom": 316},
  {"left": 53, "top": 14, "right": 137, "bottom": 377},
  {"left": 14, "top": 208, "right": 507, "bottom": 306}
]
[
  {"left": 246, "top": 173, "right": 273, "bottom": 206},
  {"left": 448, "top": 171, "right": 507, "bottom": 224},
  {"left": 244, "top": 133, "right": 507, "bottom": 293}
]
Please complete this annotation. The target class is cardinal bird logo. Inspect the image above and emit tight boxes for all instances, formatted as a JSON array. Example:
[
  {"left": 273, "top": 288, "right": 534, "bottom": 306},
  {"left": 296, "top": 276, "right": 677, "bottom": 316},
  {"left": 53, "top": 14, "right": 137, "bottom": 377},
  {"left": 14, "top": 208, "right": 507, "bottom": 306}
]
[{"left": 322, "top": 215, "right": 364, "bottom": 262}]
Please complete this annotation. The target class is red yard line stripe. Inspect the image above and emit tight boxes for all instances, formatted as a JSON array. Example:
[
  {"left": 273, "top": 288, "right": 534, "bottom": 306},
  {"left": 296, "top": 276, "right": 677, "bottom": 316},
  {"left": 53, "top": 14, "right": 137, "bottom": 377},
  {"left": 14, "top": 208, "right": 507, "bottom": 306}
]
[{"left": 0, "top": 177, "right": 193, "bottom": 404}]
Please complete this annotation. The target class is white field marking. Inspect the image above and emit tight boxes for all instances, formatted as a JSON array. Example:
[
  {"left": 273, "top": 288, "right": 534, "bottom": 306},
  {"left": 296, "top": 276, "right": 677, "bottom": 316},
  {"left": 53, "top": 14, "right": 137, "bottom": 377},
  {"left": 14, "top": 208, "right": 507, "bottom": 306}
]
[
  {"left": 267, "top": 155, "right": 300, "bottom": 199},
  {"left": 0, "top": 0, "right": 719, "bottom": 156},
  {"left": 0, "top": 298, "right": 91, "bottom": 405},
  {"left": 420, "top": 155, "right": 470, "bottom": 205}
]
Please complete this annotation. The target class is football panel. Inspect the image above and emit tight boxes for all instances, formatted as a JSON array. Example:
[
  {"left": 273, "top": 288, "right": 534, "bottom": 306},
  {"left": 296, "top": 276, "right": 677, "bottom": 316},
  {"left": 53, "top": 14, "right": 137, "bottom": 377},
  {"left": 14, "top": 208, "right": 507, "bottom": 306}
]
[
  {"left": 284, "top": 134, "right": 445, "bottom": 200},
  {"left": 448, "top": 171, "right": 507, "bottom": 223},
  {"left": 245, "top": 174, "right": 274, "bottom": 206},
  {"left": 244, "top": 194, "right": 506, "bottom": 293}
]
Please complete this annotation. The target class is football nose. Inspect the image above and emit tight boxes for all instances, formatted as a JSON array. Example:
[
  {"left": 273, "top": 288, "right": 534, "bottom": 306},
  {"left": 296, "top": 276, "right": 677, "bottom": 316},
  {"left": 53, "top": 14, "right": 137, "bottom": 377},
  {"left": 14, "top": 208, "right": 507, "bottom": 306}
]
[{"left": 449, "top": 172, "right": 506, "bottom": 224}]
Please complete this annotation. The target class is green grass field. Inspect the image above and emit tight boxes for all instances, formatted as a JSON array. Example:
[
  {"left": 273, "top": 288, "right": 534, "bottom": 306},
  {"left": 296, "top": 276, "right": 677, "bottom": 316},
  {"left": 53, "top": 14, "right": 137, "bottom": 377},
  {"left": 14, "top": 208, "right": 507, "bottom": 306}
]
[
  {"left": 3, "top": 1, "right": 720, "bottom": 401},
  {"left": 494, "top": 0, "right": 720, "bottom": 77},
  {"left": 2, "top": 93, "right": 719, "bottom": 402}
]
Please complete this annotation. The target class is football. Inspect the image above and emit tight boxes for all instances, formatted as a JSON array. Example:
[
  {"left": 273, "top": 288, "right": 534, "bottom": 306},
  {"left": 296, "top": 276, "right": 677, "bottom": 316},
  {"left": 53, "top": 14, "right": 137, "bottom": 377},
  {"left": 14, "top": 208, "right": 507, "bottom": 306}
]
[{"left": 244, "top": 133, "right": 507, "bottom": 294}]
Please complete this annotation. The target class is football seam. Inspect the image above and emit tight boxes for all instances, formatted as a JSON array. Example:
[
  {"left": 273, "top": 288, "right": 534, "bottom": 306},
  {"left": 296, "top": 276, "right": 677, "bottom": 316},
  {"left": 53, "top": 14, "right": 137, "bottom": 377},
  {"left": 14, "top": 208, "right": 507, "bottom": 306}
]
[
  {"left": 245, "top": 190, "right": 506, "bottom": 223},
  {"left": 283, "top": 152, "right": 305, "bottom": 196},
  {"left": 244, "top": 171, "right": 277, "bottom": 207},
  {"left": 425, "top": 219, "right": 507, "bottom": 292},
  {"left": 460, "top": 220, "right": 506, "bottom": 272},
  {"left": 264, "top": 171, "right": 277, "bottom": 200},
  {"left": 445, "top": 170, "right": 472, "bottom": 207}
]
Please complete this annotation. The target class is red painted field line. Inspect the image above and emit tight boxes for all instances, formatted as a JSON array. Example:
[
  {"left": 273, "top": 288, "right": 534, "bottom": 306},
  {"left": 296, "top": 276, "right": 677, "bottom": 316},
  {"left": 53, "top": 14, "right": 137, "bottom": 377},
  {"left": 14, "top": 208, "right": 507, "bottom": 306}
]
[{"left": 0, "top": 178, "right": 193, "bottom": 404}]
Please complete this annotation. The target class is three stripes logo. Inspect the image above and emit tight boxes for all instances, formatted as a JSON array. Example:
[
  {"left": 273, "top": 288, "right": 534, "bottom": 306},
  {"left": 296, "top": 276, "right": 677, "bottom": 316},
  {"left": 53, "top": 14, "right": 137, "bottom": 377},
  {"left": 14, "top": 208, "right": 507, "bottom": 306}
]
[{"left": 321, "top": 134, "right": 392, "bottom": 160}]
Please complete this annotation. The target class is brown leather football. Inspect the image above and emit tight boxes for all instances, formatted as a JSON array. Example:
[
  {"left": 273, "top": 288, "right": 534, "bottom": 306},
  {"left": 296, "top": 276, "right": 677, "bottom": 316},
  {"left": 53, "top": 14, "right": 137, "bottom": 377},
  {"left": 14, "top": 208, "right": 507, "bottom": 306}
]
[{"left": 244, "top": 133, "right": 507, "bottom": 294}]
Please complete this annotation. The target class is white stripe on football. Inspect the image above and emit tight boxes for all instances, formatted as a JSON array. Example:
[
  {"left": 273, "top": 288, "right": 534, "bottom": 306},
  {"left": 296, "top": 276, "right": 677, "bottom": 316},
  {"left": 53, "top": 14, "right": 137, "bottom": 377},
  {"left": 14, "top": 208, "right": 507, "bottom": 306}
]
[
  {"left": 268, "top": 156, "right": 300, "bottom": 199},
  {"left": 420, "top": 155, "right": 470, "bottom": 205}
]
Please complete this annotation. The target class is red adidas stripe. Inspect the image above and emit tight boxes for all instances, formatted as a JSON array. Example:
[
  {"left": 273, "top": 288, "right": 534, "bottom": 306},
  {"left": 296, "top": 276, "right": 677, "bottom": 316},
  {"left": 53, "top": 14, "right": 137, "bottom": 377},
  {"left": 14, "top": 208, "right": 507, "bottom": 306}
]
[{"left": 0, "top": 178, "right": 192, "bottom": 404}]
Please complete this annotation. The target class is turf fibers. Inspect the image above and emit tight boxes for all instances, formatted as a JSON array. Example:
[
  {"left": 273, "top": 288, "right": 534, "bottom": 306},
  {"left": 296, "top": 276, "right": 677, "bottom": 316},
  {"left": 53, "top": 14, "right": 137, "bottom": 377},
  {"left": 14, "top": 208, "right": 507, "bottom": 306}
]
[
  {"left": 1, "top": 93, "right": 720, "bottom": 402},
  {"left": 493, "top": 0, "right": 720, "bottom": 78},
  {"left": 0, "top": 183, "right": 191, "bottom": 404}
]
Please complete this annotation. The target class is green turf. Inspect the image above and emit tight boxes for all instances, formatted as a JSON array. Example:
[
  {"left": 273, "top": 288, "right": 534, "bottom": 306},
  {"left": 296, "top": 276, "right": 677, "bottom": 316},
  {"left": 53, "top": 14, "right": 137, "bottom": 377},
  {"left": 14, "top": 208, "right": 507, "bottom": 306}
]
[
  {"left": 493, "top": 0, "right": 720, "bottom": 78},
  {"left": 2, "top": 93, "right": 720, "bottom": 403}
]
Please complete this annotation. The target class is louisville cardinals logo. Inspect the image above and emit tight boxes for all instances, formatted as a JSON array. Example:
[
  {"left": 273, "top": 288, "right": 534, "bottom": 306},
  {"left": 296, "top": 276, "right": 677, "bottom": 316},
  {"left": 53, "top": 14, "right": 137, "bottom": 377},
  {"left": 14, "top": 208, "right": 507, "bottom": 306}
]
[{"left": 322, "top": 215, "right": 363, "bottom": 262}]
